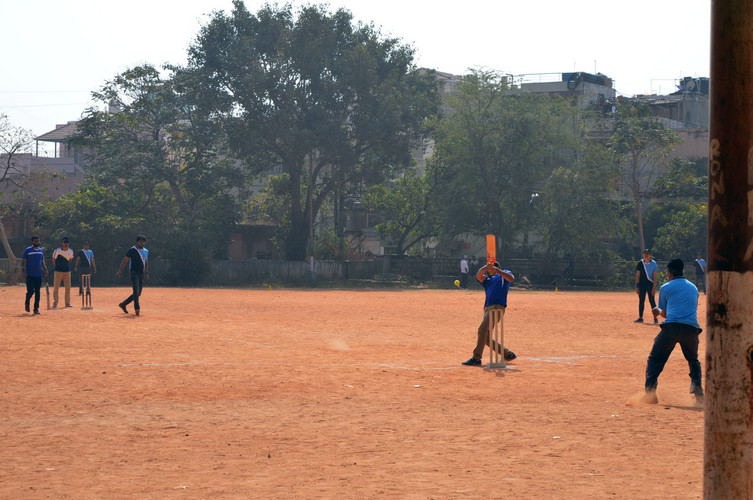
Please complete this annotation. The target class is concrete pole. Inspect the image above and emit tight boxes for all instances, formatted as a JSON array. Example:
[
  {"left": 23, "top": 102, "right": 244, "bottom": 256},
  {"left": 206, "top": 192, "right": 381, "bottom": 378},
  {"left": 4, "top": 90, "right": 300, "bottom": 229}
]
[{"left": 705, "top": 1, "right": 753, "bottom": 497}]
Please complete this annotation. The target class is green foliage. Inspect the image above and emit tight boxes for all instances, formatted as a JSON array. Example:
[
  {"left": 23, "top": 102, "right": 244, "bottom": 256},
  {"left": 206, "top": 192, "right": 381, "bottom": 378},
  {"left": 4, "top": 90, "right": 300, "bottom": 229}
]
[
  {"left": 184, "top": 1, "right": 439, "bottom": 260},
  {"left": 64, "top": 65, "right": 245, "bottom": 278},
  {"left": 652, "top": 204, "right": 707, "bottom": 260},
  {"left": 652, "top": 157, "right": 707, "bottom": 200},
  {"left": 363, "top": 167, "right": 438, "bottom": 255},
  {"left": 607, "top": 103, "right": 682, "bottom": 251},
  {"left": 38, "top": 179, "right": 146, "bottom": 277},
  {"left": 430, "top": 69, "right": 624, "bottom": 258},
  {"left": 246, "top": 174, "right": 293, "bottom": 253},
  {"left": 538, "top": 164, "right": 625, "bottom": 259},
  {"left": 643, "top": 157, "right": 707, "bottom": 259}
]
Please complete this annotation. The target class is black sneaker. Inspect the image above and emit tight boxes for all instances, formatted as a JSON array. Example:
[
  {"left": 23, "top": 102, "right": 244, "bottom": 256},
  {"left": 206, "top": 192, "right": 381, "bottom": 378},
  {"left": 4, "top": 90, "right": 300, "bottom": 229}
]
[
  {"left": 634, "top": 318, "right": 643, "bottom": 323},
  {"left": 119, "top": 303, "right": 128, "bottom": 314},
  {"left": 653, "top": 318, "right": 659, "bottom": 325},
  {"left": 462, "top": 357, "right": 482, "bottom": 366},
  {"left": 690, "top": 382, "right": 704, "bottom": 398},
  {"left": 505, "top": 350, "right": 517, "bottom": 362},
  {"left": 25, "top": 302, "right": 30, "bottom": 312},
  {"left": 33, "top": 310, "right": 40, "bottom": 315}
]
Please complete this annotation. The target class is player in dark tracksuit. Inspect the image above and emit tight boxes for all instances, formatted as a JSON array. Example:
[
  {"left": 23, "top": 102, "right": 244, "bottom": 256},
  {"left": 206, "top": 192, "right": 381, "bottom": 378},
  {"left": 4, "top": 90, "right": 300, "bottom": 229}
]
[
  {"left": 635, "top": 249, "right": 659, "bottom": 324},
  {"left": 116, "top": 235, "right": 149, "bottom": 316},
  {"left": 21, "top": 236, "right": 48, "bottom": 314}
]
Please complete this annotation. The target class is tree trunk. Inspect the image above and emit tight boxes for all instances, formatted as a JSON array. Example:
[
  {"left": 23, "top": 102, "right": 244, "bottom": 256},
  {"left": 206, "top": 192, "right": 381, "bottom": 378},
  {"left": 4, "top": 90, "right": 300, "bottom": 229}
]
[
  {"left": 632, "top": 154, "right": 647, "bottom": 252},
  {"left": 635, "top": 193, "right": 646, "bottom": 252},
  {"left": 0, "top": 218, "right": 18, "bottom": 285},
  {"left": 705, "top": 2, "right": 753, "bottom": 497},
  {"left": 284, "top": 163, "right": 309, "bottom": 261}
]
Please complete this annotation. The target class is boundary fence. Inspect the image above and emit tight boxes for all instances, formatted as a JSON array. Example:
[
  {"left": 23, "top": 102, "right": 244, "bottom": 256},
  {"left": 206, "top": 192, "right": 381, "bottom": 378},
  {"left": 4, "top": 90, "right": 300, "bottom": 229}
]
[{"left": 1, "top": 256, "right": 642, "bottom": 289}]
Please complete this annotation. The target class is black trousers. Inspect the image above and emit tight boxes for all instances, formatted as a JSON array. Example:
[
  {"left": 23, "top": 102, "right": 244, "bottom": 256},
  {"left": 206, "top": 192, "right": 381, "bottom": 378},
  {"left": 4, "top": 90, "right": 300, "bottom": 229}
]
[
  {"left": 25, "top": 276, "right": 42, "bottom": 311},
  {"left": 122, "top": 271, "right": 145, "bottom": 310},
  {"left": 637, "top": 281, "right": 656, "bottom": 318},
  {"left": 645, "top": 322, "right": 702, "bottom": 391}
]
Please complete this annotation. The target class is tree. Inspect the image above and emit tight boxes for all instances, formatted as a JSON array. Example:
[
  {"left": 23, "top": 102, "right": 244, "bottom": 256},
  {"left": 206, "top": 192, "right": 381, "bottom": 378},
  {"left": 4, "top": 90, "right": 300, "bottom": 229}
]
[
  {"left": 651, "top": 157, "right": 707, "bottom": 201},
  {"left": 67, "top": 65, "right": 245, "bottom": 282},
  {"left": 645, "top": 157, "right": 708, "bottom": 259},
  {"left": 183, "top": 1, "right": 438, "bottom": 260},
  {"left": 607, "top": 104, "right": 680, "bottom": 253},
  {"left": 0, "top": 114, "right": 36, "bottom": 283},
  {"left": 536, "top": 141, "right": 625, "bottom": 262},
  {"left": 651, "top": 204, "right": 707, "bottom": 260},
  {"left": 37, "top": 178, "right": 142, "bottom": 279},
  {"left": 431, "top": 69, "right": 589, "bottom": 257},
  {"left": 363, "top": 166, "right": 439, "bottom": 255}
]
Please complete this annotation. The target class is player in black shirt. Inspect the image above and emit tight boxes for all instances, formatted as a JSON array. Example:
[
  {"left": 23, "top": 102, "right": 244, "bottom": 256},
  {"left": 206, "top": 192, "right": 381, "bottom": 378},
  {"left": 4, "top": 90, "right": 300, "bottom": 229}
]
[{"left": 116, "top": 235, "right": 149, "bottom": 316}]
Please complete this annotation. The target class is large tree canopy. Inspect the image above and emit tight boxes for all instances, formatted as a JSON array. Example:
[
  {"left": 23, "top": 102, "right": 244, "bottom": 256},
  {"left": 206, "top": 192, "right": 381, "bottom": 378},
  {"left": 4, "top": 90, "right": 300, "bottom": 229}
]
[
  {"left": 64, "top": 64, "right": 245, "bottom": 281},
  {"left": 607, "top": 103, "right": 680, "bottom": 254},
  {"left": 430, "top": 69, "right": 621, "bottom": 259},
  {"left": 183, "top": 1, "right": 439, "bottom": 259}
]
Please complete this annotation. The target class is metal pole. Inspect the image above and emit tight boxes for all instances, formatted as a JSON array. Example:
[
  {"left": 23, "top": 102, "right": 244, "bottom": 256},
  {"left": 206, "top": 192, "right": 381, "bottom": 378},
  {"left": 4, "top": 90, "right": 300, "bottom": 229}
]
[{"left": 705, "top": 1, "right": 753, "bottom": 497}]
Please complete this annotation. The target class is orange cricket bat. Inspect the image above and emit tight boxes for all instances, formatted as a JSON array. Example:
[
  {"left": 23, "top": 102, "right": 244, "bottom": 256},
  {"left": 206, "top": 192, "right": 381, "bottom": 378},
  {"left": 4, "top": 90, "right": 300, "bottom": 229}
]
[{"left": 486, "top": 234, "right": 496, "bottom": 264}]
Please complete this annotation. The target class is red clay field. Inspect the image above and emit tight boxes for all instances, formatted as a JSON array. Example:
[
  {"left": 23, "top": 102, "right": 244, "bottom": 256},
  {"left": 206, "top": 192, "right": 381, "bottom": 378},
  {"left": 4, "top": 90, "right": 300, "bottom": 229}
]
[{"left": 0, "top": 286, "right": 706, "bottom": 498}]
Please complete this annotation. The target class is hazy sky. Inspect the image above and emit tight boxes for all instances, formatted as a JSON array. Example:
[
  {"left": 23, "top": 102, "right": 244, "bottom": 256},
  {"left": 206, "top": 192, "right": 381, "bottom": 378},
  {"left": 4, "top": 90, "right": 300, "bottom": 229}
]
[{"left": 1, "top": 0, "right": 710, "bottom": 143}]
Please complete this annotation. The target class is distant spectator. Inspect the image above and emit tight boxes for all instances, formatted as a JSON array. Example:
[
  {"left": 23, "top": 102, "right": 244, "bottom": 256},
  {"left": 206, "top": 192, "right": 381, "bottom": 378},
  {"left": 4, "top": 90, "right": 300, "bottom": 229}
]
[{"left": 459, "top": 255, "right": 469, "bottom": 290}]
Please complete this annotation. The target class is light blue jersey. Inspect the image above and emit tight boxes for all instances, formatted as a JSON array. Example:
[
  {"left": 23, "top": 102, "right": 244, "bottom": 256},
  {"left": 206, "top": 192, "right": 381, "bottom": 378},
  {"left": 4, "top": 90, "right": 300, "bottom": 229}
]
[{"left": 658, "top": 278, "right": 700, "bottom": 328}]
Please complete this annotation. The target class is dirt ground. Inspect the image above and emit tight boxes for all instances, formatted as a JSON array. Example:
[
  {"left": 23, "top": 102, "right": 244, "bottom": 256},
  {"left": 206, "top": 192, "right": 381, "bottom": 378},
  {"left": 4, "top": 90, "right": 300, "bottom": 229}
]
[{"left": 0, "top": 285, "right": 705, "bottom": 499}]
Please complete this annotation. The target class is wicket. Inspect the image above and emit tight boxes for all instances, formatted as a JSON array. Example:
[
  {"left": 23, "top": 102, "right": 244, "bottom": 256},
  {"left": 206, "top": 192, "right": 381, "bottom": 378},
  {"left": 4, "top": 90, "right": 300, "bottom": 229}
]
[
  {"left": 81, "top": 274, "right": 92, "bottom": 310},
  {"left": 488, "top": 308, "right": 506, "bottom": 368}
]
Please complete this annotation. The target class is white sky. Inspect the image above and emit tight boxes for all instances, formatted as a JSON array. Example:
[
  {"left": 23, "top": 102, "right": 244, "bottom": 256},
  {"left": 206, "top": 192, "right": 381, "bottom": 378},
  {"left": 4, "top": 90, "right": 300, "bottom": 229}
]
[{"left": 1, "top": 0, "right": 710, "bottom": 144}]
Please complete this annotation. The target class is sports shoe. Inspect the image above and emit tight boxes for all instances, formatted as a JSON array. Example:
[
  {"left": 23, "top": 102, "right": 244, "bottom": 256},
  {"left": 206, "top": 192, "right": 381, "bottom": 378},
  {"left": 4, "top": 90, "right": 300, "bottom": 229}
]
[
  {"left": 135, "top": 310, "right": 140, "bottom": 316},
  {"left": 639, "top": 390, "right": 658, "bottom": 404},
  {"left": 634, "top": 318, "right": 643, "bottom": 323},
  {"left": 462, "top": 357, "right": 482, "bottom": 366},
  {"left": 690, "top": 382, "right": 704, "bottom": 398},
  {"left": 33, "top": 310, "right": 40, "bottom": 315},
  {"left": 25, "top": 302, "right": 30, "bottom": 312},
  {"left": 118, "top": 303, "right": 128, "bottom": 314},
  {"left": 505, "top": 350, "right": 517, "bottom": 362},
  {"left": 52, "top": 302, "right": 58, "bottom": 308},
  {"left": 653, "top": 318, "right": 659, "bottom": 325}
]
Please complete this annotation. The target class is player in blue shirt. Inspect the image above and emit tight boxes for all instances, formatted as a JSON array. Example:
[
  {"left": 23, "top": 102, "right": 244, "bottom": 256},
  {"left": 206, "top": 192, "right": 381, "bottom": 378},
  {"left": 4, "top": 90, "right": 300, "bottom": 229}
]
[
  {"left": 640, "top": 259, "right": 703, "bottom": 404},
  {"left": 116, "top": 235, "right": 149, "bottom": 316},
  {"left": 21, "top": 235, "right": 48, "bottom": 314},
  {"left": 462, "top": 261, "right": 517, "bottom": 366}
]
